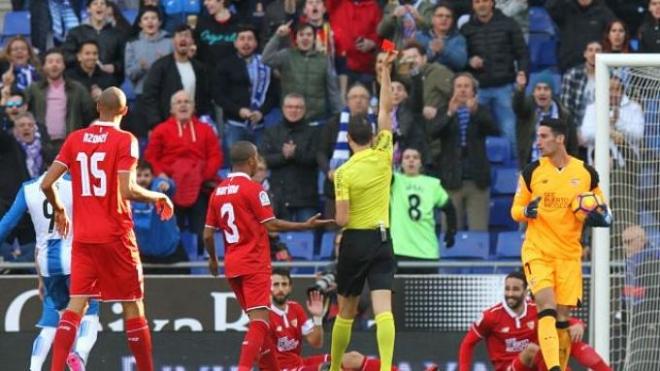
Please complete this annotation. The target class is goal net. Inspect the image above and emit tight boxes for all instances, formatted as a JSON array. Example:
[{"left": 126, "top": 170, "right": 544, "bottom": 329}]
[{"left": 592, "top": 55, "right": 660, "bottom": 371}]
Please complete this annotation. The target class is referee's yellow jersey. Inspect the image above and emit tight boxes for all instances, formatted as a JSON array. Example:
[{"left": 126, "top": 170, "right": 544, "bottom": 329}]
[{"left": 334, "top": 130, "right": 393, "bottom": 229}]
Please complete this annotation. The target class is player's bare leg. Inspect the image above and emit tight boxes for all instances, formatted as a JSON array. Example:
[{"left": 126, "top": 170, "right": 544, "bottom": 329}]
[
  {"left": 240, "top": 307, "right": 279, "bottom": 371},
  {"left": 50, "top": 297, "right": 89, "bottom": 371},
  {"left": 371, "top": 290, "right": 395, "bottom": 371},
  {"left": 556, "top": 305, "right": 572, "bottom": 370},
  {"left": 534, "top": 287, "right": 561, "bottom": 371},
  {"left": 122, "top": 300, "right": 154, "bottom": 371},
  {"left": 330, "top": 295, "right": 360, "bottom": 371}
]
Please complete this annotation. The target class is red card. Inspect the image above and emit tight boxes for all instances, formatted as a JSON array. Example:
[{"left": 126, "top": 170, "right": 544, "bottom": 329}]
[{"left": 381, "top": 39, "right": 395, "bottom": 52}]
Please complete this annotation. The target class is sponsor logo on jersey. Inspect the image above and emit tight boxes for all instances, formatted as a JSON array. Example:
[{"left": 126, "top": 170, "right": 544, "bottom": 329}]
[
  {"left": 277, "top": 336, "right": 300, "bottom": 352},
  {"left": 259, "top": 191, "right": 271, "bottom": 206},
  {"left": 505, "top": 337, "right": 530, "bottom": 353}
]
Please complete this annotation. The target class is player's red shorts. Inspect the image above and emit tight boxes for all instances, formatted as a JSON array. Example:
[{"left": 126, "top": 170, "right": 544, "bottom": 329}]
[
  {"left": 227, "top": 272, "right": 271, "bottom": 311},
  {"left": 70, "top": 233, "right": 144, "bottom": 301},
  {"left": 505, "top": 357, "right": 534, "bottom": 371}
]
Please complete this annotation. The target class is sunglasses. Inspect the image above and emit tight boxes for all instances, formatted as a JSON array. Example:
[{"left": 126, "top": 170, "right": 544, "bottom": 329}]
[{"left": 6, "top": 101, "right": 23, "bottom": 108}]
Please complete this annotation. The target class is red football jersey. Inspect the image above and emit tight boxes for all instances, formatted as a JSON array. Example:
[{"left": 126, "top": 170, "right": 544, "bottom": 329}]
[
  {"left": 470, "top": 300, "right": 538, "bottom": 371},
  {"left": 54, "top": 121, "right": 138, "bottom": 244},
  {"left": 260, "top": 301, "right": 315, "bottom": 370},
  {"left": 205, "top": 172, "right": 275, "bottom": 277}
]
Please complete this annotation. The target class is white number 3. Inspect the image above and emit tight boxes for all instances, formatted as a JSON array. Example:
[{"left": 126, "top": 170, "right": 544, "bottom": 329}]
[
  {"left": 76, "top": 152, "right": 107, "bottom": 197},
  {"left": 221, "top": 203, "right": 240, "bottom": 244}
]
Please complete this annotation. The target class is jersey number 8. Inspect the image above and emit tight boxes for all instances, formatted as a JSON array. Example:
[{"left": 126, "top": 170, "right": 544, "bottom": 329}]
[{"left": 76, "top": 152, "right": 107, "bottom": 197}]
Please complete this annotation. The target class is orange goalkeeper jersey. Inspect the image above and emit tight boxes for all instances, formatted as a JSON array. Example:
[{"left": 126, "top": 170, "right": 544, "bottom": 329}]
[{"left": 511, "top": 156, "right": 605, "bottom": 260}]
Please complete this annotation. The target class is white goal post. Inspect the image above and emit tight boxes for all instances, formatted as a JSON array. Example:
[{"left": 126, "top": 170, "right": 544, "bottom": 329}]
[{"left": 592, "top": 53, "right": 660, "bottom": 367}]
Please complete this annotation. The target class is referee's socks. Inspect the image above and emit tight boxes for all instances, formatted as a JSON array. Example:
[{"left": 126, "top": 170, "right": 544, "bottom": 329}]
[{"left": 375, "top": 312, "right": 395, "bottom": 371}]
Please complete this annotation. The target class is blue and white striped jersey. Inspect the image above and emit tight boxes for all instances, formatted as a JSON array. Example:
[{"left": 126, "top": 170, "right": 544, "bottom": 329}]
[{"left": 0, "top": 174, "right": 73, "bottom": 276}]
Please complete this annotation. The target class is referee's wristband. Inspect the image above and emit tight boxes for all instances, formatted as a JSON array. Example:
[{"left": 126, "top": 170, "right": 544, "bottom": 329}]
[{"left": 313, "top": 316, "right": 323, "bottom": 326}]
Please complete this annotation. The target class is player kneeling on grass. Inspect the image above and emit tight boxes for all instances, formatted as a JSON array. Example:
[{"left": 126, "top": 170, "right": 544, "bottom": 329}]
[
  {"left": 458, "top": 271, "right": 611, "bottom": 371},
  {"left": 511, "top": 118, "right": 611, "bottom": 371},
  {"left": 262, "top": 268, "right": 402, "bottom": 371}
]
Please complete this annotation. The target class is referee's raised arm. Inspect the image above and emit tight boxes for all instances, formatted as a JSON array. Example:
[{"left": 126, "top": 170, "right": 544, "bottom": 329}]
[{"left": 377, "top": 52, "right": 397, "bottom": 133}]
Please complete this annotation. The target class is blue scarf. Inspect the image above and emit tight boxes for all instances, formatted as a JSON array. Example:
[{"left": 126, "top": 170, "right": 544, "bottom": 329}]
[
  {"left": 246, "top": 54, "right": 271, "bottom": 127},
  {"left": 14, "top": 65, "right": 38, "bottom": 92},
  {"left": 329, "top": 107, "right": 377, "bottom": 170}
]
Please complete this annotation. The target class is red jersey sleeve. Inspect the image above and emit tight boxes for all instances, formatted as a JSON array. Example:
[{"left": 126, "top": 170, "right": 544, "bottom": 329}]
[
  {"left": 247, "top": 184, "right": 275, "bottom": 224},
  {"left": 205, "top": 192, "right": 220, "bottom": 229},
  {"left": 54, "top": 135, "right": 74, "bottom": 169},
  {"left": 117, "top": 133, "right": 139, "bottom": 172},
  {"left": 471, "top": 309, "right": 495, "bottom": 338}
]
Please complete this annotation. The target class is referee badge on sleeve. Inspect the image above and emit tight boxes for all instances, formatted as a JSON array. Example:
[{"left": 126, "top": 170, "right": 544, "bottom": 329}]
[{"left": 259, "top": 191, "right": 271, "bottom": 206}]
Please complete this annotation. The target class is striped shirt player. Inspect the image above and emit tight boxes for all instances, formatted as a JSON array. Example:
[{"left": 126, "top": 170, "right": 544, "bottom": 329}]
[{"left": 0, "top": 173, "right": 100, "bottom": 371}]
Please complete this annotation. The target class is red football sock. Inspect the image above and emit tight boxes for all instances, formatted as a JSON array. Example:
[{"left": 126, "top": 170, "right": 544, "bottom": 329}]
[
  {"left": 360, "top": 358, "right": 398, "bottom": 371},
  {"left": 571, "top": 341, "right": 611, "bottom": 371},
  {"left": 238, "top": 319, "right": 270, "bottom": 371},
  {"left": 50, "top": 310, "right": 82, "bottom": 371},
  {"left": 259, "top": 330, "right": 280, "bottom": 371},
  {"left": 125, "top": 317, "right": 154, "bottom": 371}
]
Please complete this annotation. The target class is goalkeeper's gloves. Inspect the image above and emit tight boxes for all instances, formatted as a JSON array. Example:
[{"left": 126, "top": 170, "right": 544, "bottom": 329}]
[
  {"left": 524, "top": 197, "right": 542, "bottom": 219},
  {"left": 585, "top": 206, "right": 613, "bottom": 227},
  {"left": 444, "top": 229, "right": 456, "bottom": 248}
]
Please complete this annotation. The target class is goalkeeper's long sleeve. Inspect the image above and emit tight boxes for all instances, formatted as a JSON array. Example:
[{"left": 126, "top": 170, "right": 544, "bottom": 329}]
[{"left": 458, "top": 329, "right": 481, "bottom": 371}]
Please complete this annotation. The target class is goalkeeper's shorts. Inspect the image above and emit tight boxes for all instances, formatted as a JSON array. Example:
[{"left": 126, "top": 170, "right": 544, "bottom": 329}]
[{"left": 522, "top": 243, "right": 583, "bottom": 307}]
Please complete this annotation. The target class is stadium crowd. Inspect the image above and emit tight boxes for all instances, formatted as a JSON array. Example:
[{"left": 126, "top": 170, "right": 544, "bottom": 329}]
[{"left": 1, "top": 0, "right": 659, "bottom": 272}]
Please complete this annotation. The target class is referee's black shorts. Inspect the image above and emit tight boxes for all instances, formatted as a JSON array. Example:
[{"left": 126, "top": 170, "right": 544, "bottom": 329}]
[{"left": 336, "top": 229, "right": 395, "bottom": 297}]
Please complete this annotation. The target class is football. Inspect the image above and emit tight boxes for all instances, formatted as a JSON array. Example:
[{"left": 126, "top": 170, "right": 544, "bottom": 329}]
[{"left": 571, "top": 192, "right": 603, "bottom": 221}]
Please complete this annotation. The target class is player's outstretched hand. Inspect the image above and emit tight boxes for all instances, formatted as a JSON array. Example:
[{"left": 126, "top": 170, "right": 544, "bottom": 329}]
[
  {"left": 585, "top": 206, "right": 612, "bottom": 227},
  {"left": 155, "top": 194, "right": 174, "bottom": 221},
  {"left": 208, "top": 258, "right": 219, "bottom": 277},
  {"left": 524, "top": 197, "right": 541, "bottom": 219},
  {"left": 444, "top": 229, "right": 456, "bottom": 248},
  {"left": 304, "top": 213, "right": 335, "bottom": 229},
  {"left": 306, "top": 290, "right": 325, "bottom": 317},
  {"left": 54, "top": 208, "right": 70, "bottom": 238}
]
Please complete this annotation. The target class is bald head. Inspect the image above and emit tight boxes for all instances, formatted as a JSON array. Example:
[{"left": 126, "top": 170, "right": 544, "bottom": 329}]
[
  {"left": 230, "top": 141, "right": 258, "bottom": 166},
  {"left": 98, "top": 87, "right": 127, "bottom": 116}
]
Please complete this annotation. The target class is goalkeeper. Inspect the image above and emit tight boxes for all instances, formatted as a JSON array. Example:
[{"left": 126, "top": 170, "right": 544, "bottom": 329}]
[{"left": 511, "top": 118, "right": 611, "bottom": 371}]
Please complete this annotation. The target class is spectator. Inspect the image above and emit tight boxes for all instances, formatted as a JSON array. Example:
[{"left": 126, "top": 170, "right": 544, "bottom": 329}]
[
  {"left": 317, "top": 83, "right": 374, "bottom": 219},
  {"left": 106, "top": 1, "right": 133, "bottom": 38},
  {"left": 327, "top": 0, "right": 382, "bottom": 94},
  {"left": 131, "top": 0, "right": 166, "bottom": 36},
  {"left": 125, "top": 6, "right": 173, "bottom": 100},
  {"left": 65, "top": 40, "right": 115, "bottom": 101},
  {"left": 560, "top": 41, "right": 602, "bottom": 147},
  {"left": 495, "top": 0, "right": 528, "bottom": 38},
  {"left": 62, "top": 0, "right": 127, "bottom": 85},
  {"left": 602, "top": 19, "right": 631, "bottom": 53},
  {"left": 144, "top": 90, "right": 223, "bottom": 251},
  {"left": 24, "top": 49, "right": 96, "bottom": 154},
  {"left": 581, "top": 76, "right": 644, "bottom": 231},
  {"left": 416, "top": 3, "right": 468, "bottom": 72},
  {"left": 213, "top": 25, "right": 277, "bottom": 151},
  {"left": 301, "top": 0, "right": 336, "bottom": 62},
  {"left": 377, "top": 0, "right": 436, "bottom": 49},
  {"left": 545, "top": 0, "right": 615, "bottom": 72},
  {"left": 638, "top": 0, "right": 660, "bottom": 53},
  {"left": 133, "top": 160, "right": 190, "bottom": 274},
  {"left": 31, "top": 0, "right": 80, "bottom": 52},
  {"left": 0, "top": 37, "right": 41, "bottom": 93},
  {"left": 622, "top": 225, "right": 660, "bottom": 306},
  {"left": 514, "top": 70, "right": 579, "bottom": 168},
  {"left": 605, "top": 0, "right": 647, "bottom": 37},
  {"left": 399, "top": 41, "right": 454, "bottom": 121},
  {"left": 262, "top": 0, "right": 297, "bottom": 43},
  {"left": 391, "top": 147, "right": 456, "bottom": 274},
  {"left": 263, "top": 22, "right": 341, "bottom": 122},
  {"left": 195, "top": 0, "right": 239, "bottom": 66},
  {"left": 11, "top": 112, "right": 44, "bottom": 178},
  {"left": 390, "top": 76, "right": 429, "bottom": 167},
  {"left": 429, "top": 73, "right": 499, "bottom": 231},
  {"left": 461, "top": 0, "right": 528, "bottom": 157},
  {"left": 0, "top": 90, "right": 29, "bottom": 130},
  {"left": 141, "top": 25, "right": 211, "bottom": 134},
  {"left": 259, "top": 93, "right": 320, "bottom": 221}
]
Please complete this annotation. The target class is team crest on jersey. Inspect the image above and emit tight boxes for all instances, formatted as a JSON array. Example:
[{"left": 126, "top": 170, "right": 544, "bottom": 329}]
[
  {"left": 501, "top": 327, "right": 510, "bottom": 333},
  {"left": 527, "top": 321, "right": 535, "bottom": 330},
  {"left": 570, "top": 178, "right": 580, "bottom": 187},
  {"left": 259, "top": 191, "right": 271, "bottom": 206},
  {"left": 291, "top": 319, "right": 298, "bottom": 328},
  {"left": 276, "top": 325, "right": 283, "bottom": 332}
]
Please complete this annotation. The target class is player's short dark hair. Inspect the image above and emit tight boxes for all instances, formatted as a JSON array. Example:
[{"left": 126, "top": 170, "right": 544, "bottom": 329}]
[
  {"left": 77, "top": 39, "right": 99, "bottom": 54},
  {"left": 539, "top": 118, "right": 568, "bottom": 138},
  {"left": 137, "top": 160, "right": 153, "bottom": 172},
  {"left": 348, "top": 115, "right": 373, "bottom": 145},
  {"left": 272, "top": 267, "right": 292, "bottom": 283},
  {"left": 403, "top": 40, "right": 426, "bottom": 56},
  {"left": 230, "top": 141, "right": 257, "bottom": 166},
  {"left": 506, "top": 270, "right": 528, "bottom": 288}
]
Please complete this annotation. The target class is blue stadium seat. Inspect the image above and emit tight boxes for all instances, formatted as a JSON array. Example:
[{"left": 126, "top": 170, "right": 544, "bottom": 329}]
[
  {"left": 489, "top": 197, "right": 518, "bottom": 230},
  {"left": 122, "top": 9, "right": 139, "bottom": 24},
  {"left": 218, "top": 168, "right": 230, "bottom": 179},
  {"left": 528, "top": 6, "right": 558, "bottom": 72},
  {"left": 491, "top": 166, "right": 519, "bottom": 195},
  {"left": 318, "top": 232, "right": 335, "bottom": 260},
  {"left": 486, "top": 136, "right": 510, "bottom": 163},
  {"left": 2, "top": 11, "right": 30, "bottom": 40},
  {"left": 495, "top": 231, "right": 524, "bottom": 259},
  {"left": 121, "top": 79, "right": 136, "bottom": 101},
  {"left": 439, "top": 231, "right": 490, "bottom": 260},
  {"left": 281, "top": 232, "right": 315, "bottom": 260}
]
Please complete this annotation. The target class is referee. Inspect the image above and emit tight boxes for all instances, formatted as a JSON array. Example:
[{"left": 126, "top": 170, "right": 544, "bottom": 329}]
[{"left": 328, "top": 51, "right": 397, "bottom": 371}]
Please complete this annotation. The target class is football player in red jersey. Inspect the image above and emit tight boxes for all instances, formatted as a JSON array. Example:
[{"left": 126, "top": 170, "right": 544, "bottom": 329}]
[
  {"left": 41, "top": 87, "right": 174, "bottom": 371},
  {"left": 458, "top": 271, "right": 611, "bottom": 371},
  {"left": 203, "top": 141, "right": 333, "bottom": 371},
  {"left": 262, "top": 268, "right": 401, "bottom": 371}
]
